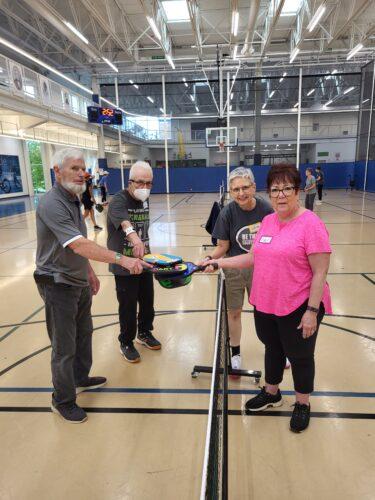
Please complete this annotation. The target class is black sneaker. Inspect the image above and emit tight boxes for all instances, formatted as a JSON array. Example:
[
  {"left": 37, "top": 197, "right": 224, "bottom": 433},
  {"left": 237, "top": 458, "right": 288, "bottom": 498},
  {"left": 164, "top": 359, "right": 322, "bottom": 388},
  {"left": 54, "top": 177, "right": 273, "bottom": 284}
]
[
  {"left": 244, "top": 386, "right": 283, "bottom": 412},
  {"left": 136, "top": 331, "right": 161, "bottom": 350},
  {"left": 290, "top": 402, "right": 311, "bottom": 433},
  {"left": 94, "top": 225, "right": 103, "bottom": 231},
  {"left": 120, "top": 342, "right": 141, "bottom": 363},
  {"left": 51, "top": 402, "right": 87, "bottom": 423},
  {"left": 76, "top": 376, "right": 107, "bottom": 394}
]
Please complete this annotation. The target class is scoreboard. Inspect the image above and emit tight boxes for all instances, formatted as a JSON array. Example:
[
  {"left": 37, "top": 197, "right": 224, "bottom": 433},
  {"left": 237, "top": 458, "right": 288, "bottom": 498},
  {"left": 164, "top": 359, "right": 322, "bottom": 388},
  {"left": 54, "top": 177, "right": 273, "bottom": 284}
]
[{"left": 87, "top": 106, "right": 123, "bottom": 125}]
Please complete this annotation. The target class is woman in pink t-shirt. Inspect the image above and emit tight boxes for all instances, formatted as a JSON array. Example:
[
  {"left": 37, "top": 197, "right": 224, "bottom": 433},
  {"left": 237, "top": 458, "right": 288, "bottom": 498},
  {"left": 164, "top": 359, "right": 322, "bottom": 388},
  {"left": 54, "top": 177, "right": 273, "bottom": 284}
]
[{"left": 205, "top": 164, "right": 332, "bottom": 433}]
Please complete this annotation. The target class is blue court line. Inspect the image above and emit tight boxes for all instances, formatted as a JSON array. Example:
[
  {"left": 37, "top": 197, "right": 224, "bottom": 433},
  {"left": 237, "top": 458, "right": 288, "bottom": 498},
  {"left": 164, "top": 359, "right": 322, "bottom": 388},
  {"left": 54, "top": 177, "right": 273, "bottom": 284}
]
[{"left": 0, "top": 387, "right": 375, "bottom": 398}]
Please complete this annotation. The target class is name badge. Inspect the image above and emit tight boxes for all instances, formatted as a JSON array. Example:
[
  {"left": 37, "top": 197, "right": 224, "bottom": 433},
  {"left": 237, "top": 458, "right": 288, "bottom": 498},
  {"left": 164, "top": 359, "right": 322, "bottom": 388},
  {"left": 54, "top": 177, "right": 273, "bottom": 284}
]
[{"left": 259, "top": 236, "right": 272, "bottom": 244}]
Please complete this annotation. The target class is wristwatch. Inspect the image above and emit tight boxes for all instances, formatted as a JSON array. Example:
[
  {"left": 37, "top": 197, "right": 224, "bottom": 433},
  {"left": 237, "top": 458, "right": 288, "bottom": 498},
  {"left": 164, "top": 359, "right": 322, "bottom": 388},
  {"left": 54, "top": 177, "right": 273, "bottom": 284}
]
[
  {"left": 115, "top": 252, "right": 122, "bottom": 264},
  {"left": 306, "top": 305, "right": 319, "bottom": 314}
]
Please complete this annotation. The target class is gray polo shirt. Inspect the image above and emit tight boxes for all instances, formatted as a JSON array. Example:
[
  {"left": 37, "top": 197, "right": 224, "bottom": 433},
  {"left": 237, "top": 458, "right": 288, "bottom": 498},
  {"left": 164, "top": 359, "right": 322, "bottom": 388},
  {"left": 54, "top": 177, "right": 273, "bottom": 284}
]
[{"left": 35, "top": 183, "right": 88, "bottom": 286}]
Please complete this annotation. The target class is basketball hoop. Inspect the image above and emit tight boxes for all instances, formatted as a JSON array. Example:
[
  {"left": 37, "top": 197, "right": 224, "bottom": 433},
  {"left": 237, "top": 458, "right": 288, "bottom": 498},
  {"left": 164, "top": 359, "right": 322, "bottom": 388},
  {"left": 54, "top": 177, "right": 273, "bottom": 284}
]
[{"left": 218, "top": 141, "right": 225, "bottom": 153}]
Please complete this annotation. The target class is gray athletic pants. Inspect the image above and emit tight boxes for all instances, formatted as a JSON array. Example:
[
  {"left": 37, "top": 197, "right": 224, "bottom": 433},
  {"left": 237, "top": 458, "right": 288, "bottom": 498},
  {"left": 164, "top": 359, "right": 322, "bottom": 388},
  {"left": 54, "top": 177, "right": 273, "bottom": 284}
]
[{"left": 37, "top": 283, "right": 93, "bottom": 407}]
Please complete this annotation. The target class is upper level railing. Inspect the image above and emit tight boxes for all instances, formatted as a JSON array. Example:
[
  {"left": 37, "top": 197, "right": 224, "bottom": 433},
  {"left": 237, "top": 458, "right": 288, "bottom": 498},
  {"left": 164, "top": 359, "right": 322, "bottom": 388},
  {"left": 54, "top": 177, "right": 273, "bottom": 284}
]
[{"left": 0, "top": 54, "right": 162, "bottom": 142}]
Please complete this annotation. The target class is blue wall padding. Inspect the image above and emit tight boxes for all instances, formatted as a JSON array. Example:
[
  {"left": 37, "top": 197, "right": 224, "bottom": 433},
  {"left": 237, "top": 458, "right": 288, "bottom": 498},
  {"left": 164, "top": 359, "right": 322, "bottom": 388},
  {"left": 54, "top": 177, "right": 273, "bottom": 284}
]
[{"left": 49, "top": 161, "right": 375, "bottom": 194}]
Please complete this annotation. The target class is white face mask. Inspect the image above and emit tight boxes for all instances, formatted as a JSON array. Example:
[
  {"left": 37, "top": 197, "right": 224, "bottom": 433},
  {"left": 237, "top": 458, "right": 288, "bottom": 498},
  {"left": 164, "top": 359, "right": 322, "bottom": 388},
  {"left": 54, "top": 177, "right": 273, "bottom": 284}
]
[{"left": 133, "top": 188, "right": 150, "bottom": 202}]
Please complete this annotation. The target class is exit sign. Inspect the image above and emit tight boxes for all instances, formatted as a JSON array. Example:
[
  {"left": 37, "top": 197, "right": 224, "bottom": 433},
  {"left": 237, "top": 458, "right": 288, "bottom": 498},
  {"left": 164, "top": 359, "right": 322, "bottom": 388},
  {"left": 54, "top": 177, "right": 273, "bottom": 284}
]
[
  {"left": 151, "top": 55, "right": 165, "bottom": 60},
  {"left": 317, "top": 151, "right": 329, "bottom": 157}
]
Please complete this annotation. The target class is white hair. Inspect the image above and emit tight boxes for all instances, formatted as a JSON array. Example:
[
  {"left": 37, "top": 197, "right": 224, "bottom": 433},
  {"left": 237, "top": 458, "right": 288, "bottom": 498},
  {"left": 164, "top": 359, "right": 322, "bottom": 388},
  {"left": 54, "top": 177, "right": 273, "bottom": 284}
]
[
  {"left": 129, "top": 161, "right": 153, "bottom": 179},
  {"left": 229, "top": 167, "right": 255, "bottom": 185},
  {"left": 52, "top": 148, "right": 85, "bottom": 169}
]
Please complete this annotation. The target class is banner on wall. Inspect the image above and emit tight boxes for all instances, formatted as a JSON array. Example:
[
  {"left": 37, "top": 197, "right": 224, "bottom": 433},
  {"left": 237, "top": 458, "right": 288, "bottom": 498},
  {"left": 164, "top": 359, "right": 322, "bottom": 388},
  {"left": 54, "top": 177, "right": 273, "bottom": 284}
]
[
  {"left": 0, "top": 155, "right": 23, "bottom": 195},
  {"left": 39, "top": 76, "right": 51, "bottom": 106},
  {"left": 9, "top": 61, "right": 24, "bottom": 95}
]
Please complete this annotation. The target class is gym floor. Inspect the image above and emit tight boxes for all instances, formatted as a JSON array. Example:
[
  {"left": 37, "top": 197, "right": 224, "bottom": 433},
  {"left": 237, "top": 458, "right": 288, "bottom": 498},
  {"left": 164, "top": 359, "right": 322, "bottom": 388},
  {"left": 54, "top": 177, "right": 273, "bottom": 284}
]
[{"left": 0, "top": 190, "right": 374, "bottom": 500}]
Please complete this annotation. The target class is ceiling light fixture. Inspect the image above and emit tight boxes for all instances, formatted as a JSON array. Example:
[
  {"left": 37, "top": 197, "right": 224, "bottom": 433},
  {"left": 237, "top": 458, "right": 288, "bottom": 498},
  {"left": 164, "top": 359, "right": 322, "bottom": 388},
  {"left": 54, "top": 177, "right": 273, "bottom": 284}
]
[
  {"left": 269, "top": 90, "right": 275, "bottom": 98},
  {"left": 160, "top": 107, "right": 165, "bottom": 113},
  {"left": 233, "top": 44, "right": 238, "bottom": 59},
  {"left": 190, "top": 94, "right": 195, "bottom": 101},
  {"left": 0, "top": 35, "right": 93, "bottom": 95},
  {"left": 147, "top": 96, "right": 154, "bottom": 103},
  {"left": 293, "top": 102, "right": 299, "bottom": 107},
  {"left": 307, "top": 88, "right": 315, "bottom": 96},
  {"left": 183, "top": 77, "right": 188, "bottom": 87},
  {"left": 290, "top": 47, "right": 300, "bottom": 63},
  {"left": 362, "top": 98, "right": 370, "bottom": 104},
  {"left": 64, "top": 21, "right": 89, "bottom": 44},
  {"left": 166, "top": 54, "right": 175, "bottom": 70},
  {"left": 262, "top": 103, "right": 267, "bottom": 109},
  {"left": 231, "top": 92, "right": 234, "bottom": 100},
  {"left": 325, "top": 99, "right": 333, "bottom": 106},
  {"left": 232, "top": 11, "right": 239, "bottom": 37},
  {"left": 195, "top": 105, "right": 199, "bottom": 112},
  {"left": 343, "top": 86, "right": 355, "bottom": 95},
  {"left": 279, "top": 72, "right": 287, "bottom": 83},
  {"left": 307, "top": 4, "right": 326, "bottom": 32},
  {"left": 331, "top": 69, "right": 338, "bottom": 74},
  {"left": 147, "top": 16, "right": 162, "bottom": 41},
  {"left": 102, "top": 57, "right": 118, "bottom": 72},
  {"left": 347, "top": 43, "right": 363, "bottom": 60}
]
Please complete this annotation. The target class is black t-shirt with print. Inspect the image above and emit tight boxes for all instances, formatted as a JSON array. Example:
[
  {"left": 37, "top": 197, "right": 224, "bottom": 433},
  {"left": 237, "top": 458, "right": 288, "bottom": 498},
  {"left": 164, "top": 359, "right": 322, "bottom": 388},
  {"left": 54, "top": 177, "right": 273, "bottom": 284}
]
[
  {"left": 107, "top": 189, "right": 150, "bottom": 275},
  {"left": 212, "top": 196, "right": 273, "bottom": 257}
]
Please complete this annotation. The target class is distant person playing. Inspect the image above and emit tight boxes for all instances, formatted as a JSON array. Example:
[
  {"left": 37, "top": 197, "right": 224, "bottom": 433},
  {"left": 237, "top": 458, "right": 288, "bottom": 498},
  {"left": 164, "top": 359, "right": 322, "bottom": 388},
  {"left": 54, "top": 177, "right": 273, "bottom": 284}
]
[
  {"left": 99, "top": 172, "right": 109, "bottom": 204},
  {"left": 198, "top": 167, "right": 274, "bottom": 373},
  {"left": 315, "top": 166, "right": 324, "bottom": 205},
  {"left": 304, "top": 168, "right": 316, "bottom": 211},
  {"left": 82, "top": 172, "right": 102, "bottom": 230}
]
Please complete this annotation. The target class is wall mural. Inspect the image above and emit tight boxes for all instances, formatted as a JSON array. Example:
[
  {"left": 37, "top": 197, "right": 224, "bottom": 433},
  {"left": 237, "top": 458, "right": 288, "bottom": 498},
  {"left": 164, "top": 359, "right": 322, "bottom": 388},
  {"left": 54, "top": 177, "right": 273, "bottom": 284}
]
[{"left": 0, "top": 155, "right": 23, "bottom": 195}]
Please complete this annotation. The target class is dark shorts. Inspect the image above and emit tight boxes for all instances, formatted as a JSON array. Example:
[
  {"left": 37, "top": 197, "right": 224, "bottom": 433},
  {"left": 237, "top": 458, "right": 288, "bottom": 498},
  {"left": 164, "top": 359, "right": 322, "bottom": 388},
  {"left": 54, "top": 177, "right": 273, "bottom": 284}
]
[{"left": 82, "top": 198, "right": 94, "bottom": 210}]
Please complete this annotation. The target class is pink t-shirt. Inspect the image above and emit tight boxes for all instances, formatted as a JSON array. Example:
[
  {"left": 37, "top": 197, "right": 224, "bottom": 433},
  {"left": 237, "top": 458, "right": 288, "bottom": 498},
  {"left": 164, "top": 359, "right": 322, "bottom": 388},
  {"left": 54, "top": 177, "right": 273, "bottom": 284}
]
[{"left": 250, "top": 210, "right": 332, "bottom": 316}]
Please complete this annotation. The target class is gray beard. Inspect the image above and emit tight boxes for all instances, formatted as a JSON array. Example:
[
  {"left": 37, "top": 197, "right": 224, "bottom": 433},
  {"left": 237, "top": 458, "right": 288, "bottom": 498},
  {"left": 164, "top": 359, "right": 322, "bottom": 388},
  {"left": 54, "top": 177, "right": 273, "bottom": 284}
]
[{"left": 61, "top": 180, "right": 86, "bottom": 195}]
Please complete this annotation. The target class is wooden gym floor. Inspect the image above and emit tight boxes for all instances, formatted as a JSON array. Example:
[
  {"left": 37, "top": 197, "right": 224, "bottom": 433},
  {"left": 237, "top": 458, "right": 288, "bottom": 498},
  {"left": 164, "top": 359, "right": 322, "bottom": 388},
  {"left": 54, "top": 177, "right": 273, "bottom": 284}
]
[{"left": 0, "top": 190, "right": 374, "bottom": 500}]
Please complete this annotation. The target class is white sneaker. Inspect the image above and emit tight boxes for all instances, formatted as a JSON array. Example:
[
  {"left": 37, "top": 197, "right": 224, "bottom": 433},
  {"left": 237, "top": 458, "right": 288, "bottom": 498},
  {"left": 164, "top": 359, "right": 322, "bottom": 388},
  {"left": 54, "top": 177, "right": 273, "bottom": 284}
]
[
  {"left": 231, "top": 354, "right": 241, "bottom": 371},
  {"left": 316, "top": 201, "right": 322, "bottom": 205},
  {"left": 285, "top": 358, "right": 291, "bottom": 369}
]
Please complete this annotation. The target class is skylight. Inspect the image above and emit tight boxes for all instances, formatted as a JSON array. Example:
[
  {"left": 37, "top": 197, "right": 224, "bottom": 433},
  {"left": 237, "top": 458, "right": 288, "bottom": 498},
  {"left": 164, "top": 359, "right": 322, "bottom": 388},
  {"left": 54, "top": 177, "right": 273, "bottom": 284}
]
[
  {"left": 162, "top": 1, "right": 190, "bottom": 23},
  {"left": 280, "top": 0, "right": 303, "bottom": 17}
]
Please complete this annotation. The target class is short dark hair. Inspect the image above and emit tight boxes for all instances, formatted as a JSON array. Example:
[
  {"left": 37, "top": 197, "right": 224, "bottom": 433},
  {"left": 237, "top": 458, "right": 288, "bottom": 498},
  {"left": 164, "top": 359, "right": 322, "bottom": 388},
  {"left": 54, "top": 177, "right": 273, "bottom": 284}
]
[{"left": 266, "top": 163, "right": 301, "bottom": 191}]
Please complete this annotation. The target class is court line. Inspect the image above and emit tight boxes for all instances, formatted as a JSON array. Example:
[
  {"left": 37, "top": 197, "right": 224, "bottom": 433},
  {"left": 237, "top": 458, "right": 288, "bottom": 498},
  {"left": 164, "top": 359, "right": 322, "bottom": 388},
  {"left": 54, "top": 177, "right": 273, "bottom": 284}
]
[
  {"left": 1, "top": 387, "right": 375, "bottom": 398},
  {"left": 170, "top": 195, "right": 192, "bottom": 209},
  {"left": 322, "top": 201, "right": 375, "bottom": 220},
  {"left": 1, "top": 308, "right": 375, "bottom": 330},
  {"left": 361, "top": 273, "right": 375, "bottom": 285},
  {"left": 323, "top": 322, "right": 375, "bottom": 342},
  {"left": 0, "top": 406, "right": 374, "bottom": 420},
  {"left": 0, "top": 314, "right": 373, "bottom": 377},
  {"left": 0, "top": 305, "right": 45, "bottom": 342}
]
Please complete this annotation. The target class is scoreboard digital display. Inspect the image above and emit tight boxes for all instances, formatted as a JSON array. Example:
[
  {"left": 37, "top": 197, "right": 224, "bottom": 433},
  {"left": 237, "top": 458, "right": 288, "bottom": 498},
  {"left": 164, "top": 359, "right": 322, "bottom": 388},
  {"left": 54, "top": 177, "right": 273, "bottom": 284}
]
[{"left": 87, "top": 106, "right": 123, "bottom": 125}]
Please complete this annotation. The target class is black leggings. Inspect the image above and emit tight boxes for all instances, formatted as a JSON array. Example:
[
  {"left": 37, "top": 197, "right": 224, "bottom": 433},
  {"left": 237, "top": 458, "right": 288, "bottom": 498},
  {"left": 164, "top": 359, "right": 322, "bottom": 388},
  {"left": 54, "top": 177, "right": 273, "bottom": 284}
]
[
  {"left": 317, "top": 184, "right": 323, "bottom": 201},
  {"left": 254, "top": 301, "right": 325, "bottom": 394}
]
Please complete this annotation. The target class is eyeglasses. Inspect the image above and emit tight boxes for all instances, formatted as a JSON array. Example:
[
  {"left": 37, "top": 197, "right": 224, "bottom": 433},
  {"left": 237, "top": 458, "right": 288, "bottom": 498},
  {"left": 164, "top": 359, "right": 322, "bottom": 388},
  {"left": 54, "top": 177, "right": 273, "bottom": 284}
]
[
  {"left": 269, "top": 186, "right": 295, "bottom": 198},
  {"left": 230, "top": 184, "right": 253, "bottom": 194},
  {"left": 129, "top": 179, "right": 153, "bottom": 188}
]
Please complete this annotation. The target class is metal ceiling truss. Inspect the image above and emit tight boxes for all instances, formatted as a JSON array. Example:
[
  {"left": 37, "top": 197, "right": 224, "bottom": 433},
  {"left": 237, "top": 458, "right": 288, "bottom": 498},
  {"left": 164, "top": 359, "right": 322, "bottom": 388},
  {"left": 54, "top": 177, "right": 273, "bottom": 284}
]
[
  {"left": 260, "top": 0, "right": 286, "bottom": 57},
  {"left": 186, "top": 0, "right": 203, "bottom": 60}
]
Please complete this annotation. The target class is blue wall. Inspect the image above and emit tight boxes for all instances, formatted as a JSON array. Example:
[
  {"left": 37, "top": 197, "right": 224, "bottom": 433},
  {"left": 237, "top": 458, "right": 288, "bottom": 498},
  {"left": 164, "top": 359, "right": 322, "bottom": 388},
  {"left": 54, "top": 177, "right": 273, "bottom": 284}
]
[
  {"left": 106, "top": 162, "right": 372, "bottom": 194},
  {"left": 49, "top": 160, "right": 375, "bottom": 194}
]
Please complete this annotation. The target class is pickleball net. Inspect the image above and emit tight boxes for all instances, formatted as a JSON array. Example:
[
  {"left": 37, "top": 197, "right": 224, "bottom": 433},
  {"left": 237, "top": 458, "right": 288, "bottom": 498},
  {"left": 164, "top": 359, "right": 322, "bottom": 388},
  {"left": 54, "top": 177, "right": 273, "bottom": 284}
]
[{"left": 200, "top": 272, "right": 229, "bottom": 500}]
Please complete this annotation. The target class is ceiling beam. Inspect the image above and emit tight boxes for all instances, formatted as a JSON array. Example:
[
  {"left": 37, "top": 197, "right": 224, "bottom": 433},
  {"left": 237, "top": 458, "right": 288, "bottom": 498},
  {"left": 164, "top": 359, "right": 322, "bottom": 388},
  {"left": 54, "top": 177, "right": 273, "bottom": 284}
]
[
  {"left": 260, "top": 0, "right": 286, "bottom": 57},
  {"left": 25, "top": 0, "right": 102, "bottom": 62},
  {"left": 78, "top": 0, "right": 136, "bottom": 61},
  {"left": 186, "top": 0, "right": 203, "bottom": 60}
]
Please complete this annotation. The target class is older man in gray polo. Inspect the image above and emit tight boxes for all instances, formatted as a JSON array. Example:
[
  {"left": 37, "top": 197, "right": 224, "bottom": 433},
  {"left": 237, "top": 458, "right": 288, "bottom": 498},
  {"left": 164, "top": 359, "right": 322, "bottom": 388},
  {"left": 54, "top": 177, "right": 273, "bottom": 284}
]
[{"left": 34, "top": 148, "right": 150, "bottom": 423}]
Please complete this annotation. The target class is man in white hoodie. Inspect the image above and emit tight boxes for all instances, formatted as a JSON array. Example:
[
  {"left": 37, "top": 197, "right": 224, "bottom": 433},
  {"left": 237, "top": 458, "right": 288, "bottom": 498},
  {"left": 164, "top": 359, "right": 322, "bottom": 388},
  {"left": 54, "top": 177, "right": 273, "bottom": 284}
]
[{"left": 107, "top": 161, "right": 161, "bottom": 363}]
